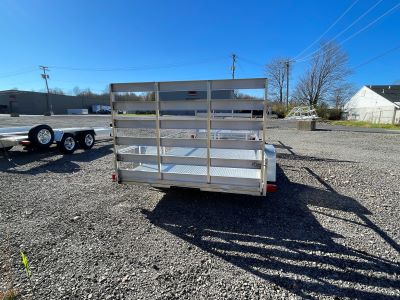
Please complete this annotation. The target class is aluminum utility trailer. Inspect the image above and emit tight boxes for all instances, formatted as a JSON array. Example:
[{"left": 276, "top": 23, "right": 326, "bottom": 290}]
[
  {"left": 285, "top": 106, "right": 319, "bottom": 120},
  {"left": 110, "top": 78, "right": 277, "bottom": 196},
  {"left": 0, "top": 124, "right": 111, "bottom": 154}
]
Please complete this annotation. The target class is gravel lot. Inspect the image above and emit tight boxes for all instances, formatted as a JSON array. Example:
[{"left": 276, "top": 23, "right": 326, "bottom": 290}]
[{"left": 0, "top": 116, "right": 399, "bottom": 299}]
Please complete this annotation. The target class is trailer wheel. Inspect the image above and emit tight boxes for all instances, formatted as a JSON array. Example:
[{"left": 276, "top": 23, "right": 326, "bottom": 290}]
[
  {"left": 79, "top": 132, "right": 95, "bottom": 150},
  {"left": 0, "top": 146, "right": 12, "bottom": 156},
  {"left": 57, "top": 133, "right": 78, "bottom": 154},
  {"left": 28, "top": 124, "right": 54, "bottom": 149}
]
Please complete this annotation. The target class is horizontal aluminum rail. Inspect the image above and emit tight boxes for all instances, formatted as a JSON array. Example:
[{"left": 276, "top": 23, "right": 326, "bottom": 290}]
[
  {"left": 111, "top": 78, "right": 266, "bottom": 93},
  {"left": 115, "top": 137, "right": 263, "bottom": 150},
  {"left": 113, "top": 99, "right": 264, "bottom": 111},
  {"left": 114, "top": 117, "right": 263, "bottom": 130}
]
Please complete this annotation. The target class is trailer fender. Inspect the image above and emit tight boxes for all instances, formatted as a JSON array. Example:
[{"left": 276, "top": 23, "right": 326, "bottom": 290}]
[{"left": 264, "top": 144, "right": 276, "bottom": 183}]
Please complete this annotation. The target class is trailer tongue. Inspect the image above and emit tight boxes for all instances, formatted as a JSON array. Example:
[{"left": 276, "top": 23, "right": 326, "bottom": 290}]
[{"left": 110, "top": 78, "right": 277, "bottom": 196}]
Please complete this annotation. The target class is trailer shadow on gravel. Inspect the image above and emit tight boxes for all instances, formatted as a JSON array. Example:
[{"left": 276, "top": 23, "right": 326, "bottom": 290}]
[
  {"left": 144, "top": 165, "right": 400, "bottom": 299},
  {"left": 273, "top": 141, "right": 358, "bottom": 163},
  {"left": 0, "top": 142, "right": 112, "bottom": 174}
]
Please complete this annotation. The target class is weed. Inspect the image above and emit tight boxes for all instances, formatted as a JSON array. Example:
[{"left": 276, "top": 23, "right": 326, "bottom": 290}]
[
  {"left": 0, "top": 229, "right": 17, "bottom": 300},
  {"left": 20, "top": 251, "right": 31, "bottom": 280},
  {"left": 0, "top": 289, "right": 17, "bottom": 300}
]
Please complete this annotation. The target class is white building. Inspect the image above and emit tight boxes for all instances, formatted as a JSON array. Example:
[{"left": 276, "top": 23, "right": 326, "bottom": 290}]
[{"left": 344, "top": 85, "right": 400, "bottom": 124}]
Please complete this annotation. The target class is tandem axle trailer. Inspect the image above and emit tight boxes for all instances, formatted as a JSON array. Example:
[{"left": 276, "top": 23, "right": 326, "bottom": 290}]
[
  {"left": 0, "top": 124, "right": 111, "bottom": 154},
  {"left": 110, "top": 78, "right": 277, "bottom": 196}
]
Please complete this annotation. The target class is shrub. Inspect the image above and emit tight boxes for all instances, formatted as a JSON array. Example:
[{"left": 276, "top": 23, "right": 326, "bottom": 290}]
[
  {"left": 0, "top": 289, "right": 17, "bottom": 300},
  {"left": 271, "top": 103, "right": 293, "bottom": 118},
  {"left": 316, "top": 107, "right": 342, "bottom": 120}
]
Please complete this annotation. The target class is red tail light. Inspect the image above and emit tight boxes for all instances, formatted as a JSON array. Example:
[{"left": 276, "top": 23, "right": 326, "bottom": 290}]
[
  {"left": 112, "top": 172, "right": 117, "bottom": 182},
  {"left": 19, "top": 140, "right": 31, "bottom": 146},
  {"left": 266, "top": 183, "right": 277, "bottom": 193}
]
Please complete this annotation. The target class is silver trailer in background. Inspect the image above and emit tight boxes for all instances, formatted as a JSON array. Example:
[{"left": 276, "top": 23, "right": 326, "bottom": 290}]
[
  {"left": 110, "top": 78, "right": 277, "bottom": 196},
  {"left": 0, "top": 124, "right": 111, "bottom": 154}
]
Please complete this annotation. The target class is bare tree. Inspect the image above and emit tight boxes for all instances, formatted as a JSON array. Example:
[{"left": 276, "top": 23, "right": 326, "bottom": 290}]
[
  {"left": 294, "top": 41, "right": 351, "bottom": 107},
  {"left": 143, "top": 92, "right": 155, "bottom": 101},
  {"left": 265, "top": 58, "right": 287, "bottom": 103},
  {"left": 330, "top": 83, "right": 355, "bottom": 109},
  {"left": 73, "top": 86, "right": 83, "bottom": 96},
  {"left": 49, "top": 87, "right": 65, "bottom": 95}
]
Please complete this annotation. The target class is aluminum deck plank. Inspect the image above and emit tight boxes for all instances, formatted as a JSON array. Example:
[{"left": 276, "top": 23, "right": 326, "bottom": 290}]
[{"left": 133, "top": 164, "right": 260, "bottom": 179}]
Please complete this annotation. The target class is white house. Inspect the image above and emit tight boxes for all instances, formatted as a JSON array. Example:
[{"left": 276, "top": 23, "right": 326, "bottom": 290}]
[{"left": 344, "top": 85, "right": 400, "bottom": 124}]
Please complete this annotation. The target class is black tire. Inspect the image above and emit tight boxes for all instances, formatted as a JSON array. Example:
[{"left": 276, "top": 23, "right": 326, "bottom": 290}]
[
  {"left": 57, "top": 133, "right": 78, "bottom": 154},
  {"left": 28, "top": 124, "right": 54, "bottom": 149},
  {"left": 1, "top": 146, "right": 12, "bottom": 156},
  {"left": 78, "top": 132, "right": 95, "bottom": 150}
]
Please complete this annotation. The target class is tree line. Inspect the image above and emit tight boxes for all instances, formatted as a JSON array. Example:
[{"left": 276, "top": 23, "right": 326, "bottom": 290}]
[
  {"left": 265, "top": 41, "right": 354, "bottom": 111},
  {"left": 47, "top": 86, "right": 155, "bottom": 102}
]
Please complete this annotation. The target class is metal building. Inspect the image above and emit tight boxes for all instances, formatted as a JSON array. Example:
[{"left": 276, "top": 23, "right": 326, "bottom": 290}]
[
  {"left": 0, "top": 90, "right": 109, "bottom": 115},
  {"left": 344, "top": 85, "right": 400, "bottom": 124}
]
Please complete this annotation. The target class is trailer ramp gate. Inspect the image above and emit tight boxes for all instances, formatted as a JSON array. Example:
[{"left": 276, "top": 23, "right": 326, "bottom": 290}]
[{"left": 110, "top": 78, "right": 274, "bottom": 196}]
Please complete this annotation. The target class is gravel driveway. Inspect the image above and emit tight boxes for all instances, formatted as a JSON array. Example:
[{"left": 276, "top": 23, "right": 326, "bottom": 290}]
[{"left": 0, "top": 116, "right": 399, "bottom": 299}]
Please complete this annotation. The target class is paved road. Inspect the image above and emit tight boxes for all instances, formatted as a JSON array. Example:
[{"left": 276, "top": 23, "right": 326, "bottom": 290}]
[
  {"left": 0, "top": 114, "right": 111, "bottom": 128},
  {"left": 1, "top": 115, "right": 399, "bottom": 135},
  {"left": 267, "top": 118, "right": 400, "bottom": 134}
]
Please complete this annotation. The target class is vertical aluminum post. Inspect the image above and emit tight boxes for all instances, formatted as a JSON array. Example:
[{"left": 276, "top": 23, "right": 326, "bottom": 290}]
[
  {"left": 261, "top": 79, "right": 268, "bottom": 196},
  {"left": 110, "top": 85, "right": 119, "bottom": 182},
  {"left": 206, "top": 81, "right": 212, "bottom": 183},
  {"left": 155, "top": 82, "right": 162, "bottom": 179}
]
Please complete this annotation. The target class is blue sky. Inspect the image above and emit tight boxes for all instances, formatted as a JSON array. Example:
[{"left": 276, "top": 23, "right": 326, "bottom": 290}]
[{"left": 0, "top": 0, "right": 399, "bottom": 94}]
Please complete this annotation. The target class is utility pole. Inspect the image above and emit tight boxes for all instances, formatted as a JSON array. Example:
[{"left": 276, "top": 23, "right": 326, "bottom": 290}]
[
  {"left": 231, "top": 54, "right": 236, "bottom": 79},
  {"left": 230, "top": 54, "right": 237, "bottom": 107},
  {"left": 40, "top": 65, "right": 53, "bottom": 116},
  {"left": 285, "top": 60, "right": 290, "bottom": 111}
]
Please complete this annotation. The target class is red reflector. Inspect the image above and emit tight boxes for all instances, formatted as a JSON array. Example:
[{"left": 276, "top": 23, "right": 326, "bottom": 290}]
[
  {"left": 20, "top": 140, "right": 31, "bottom": 146},
  {"left": 266, "top": 183, "right": 277, "bottom": 193},
  {"left": 112, "top": 173, "right": 117, "bottom": 182}
]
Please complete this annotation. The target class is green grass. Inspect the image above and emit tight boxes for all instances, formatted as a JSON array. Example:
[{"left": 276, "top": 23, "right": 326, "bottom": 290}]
[{"left": 330, "top": 120, "right": 400, "bottom": 130}]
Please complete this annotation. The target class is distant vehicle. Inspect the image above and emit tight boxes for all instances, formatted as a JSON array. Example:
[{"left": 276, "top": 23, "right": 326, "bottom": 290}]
[
  {"left": 92, "top": 104, "right": 111, "bottom": 114},
  {"left": 67, "top": 108, "right": 89, "bottom": 115},
  {"left": 0, "top": 124, "right": 111, "bottom": 154}
]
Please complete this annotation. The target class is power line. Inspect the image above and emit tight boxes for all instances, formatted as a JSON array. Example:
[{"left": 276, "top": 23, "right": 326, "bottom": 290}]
[
  {"left": 0, "top": 68, "right": 37, "bottom": 79},
  {"left": 236, "top": 61, "right": 251, "bottom": 77},
  {"left": 340, "top": 2, "right": 400, "bottom": 45},
  {"left": 293, "top": 0, "right": 359, "bottom": 60},
  {"left": 239, "top": 56, "right": 265, "bottom": 67},
  {"left": 295, "top": 0, "right": 382, "bottom": 61},
  {"left": 1, "top": 57, "right": 225, "bottom": 75},
  {"left": 296, "top": 1, "right": 400, "bottom": 63},
  {"left": 49, "top": 57, "right": 225, "bottom": 72},
  {"left": 353, "top": 45, "right": 400, "bottom": 70}
]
